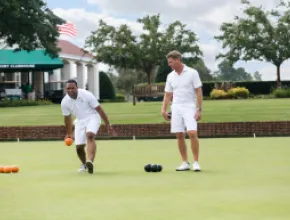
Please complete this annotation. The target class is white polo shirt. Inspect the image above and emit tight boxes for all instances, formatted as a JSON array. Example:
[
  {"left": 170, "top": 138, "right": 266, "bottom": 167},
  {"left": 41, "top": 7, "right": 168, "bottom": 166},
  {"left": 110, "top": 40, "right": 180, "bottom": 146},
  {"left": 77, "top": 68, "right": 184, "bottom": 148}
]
[
  {"left": 61, "top": 89, "right": 100, "bottom": 121},
  {"left": 165, "top": 65, "right": 202, "bottom": 107}
]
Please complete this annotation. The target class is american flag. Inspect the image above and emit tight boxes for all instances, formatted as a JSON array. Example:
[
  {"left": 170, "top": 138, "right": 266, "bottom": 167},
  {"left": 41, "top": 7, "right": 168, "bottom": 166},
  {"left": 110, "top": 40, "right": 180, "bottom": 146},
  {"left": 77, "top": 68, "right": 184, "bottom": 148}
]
[{"left": 57, "top": 23, "right": 77, "bottom": 37}]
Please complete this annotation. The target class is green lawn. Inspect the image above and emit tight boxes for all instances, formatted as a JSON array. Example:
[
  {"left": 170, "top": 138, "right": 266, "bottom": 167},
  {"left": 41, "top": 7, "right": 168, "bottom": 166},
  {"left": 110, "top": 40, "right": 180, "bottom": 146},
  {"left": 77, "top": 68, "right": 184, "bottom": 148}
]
[
  {"left": 0, "top": 99, "right": 290, "bottom": 126},
  {"left": 0, "top": 138, "right": 290, "bottom": 220}
]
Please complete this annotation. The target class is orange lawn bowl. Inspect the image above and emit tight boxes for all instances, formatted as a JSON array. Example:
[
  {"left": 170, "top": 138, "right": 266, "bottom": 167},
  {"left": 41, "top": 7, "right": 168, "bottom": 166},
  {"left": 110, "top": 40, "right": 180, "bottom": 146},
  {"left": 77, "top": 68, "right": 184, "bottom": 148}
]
[
  {"left": 11, "top": 165, "right": 19, "bottom": 173},
  {"left": 0, "top": 165, "right": 4, "bottom": 173},
  {"left": 65, "top": 137, "right": 73, "bottom": 146},
  {"left": 3, "top": 166, "right": 12, "bottom": 173}
]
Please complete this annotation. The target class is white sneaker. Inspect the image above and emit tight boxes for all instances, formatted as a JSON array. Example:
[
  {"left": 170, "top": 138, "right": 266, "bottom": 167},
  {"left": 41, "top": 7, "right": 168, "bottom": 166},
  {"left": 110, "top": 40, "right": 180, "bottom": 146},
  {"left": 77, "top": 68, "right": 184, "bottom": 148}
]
[
  {"left": 77, "top": 164, "right": 87, "bottom": 173},
  {"left": 193, "top": 161, "right": 201, "bottom": 172},
  {"left": 176, "top": 161, "right": 190, "bottom": 171}
]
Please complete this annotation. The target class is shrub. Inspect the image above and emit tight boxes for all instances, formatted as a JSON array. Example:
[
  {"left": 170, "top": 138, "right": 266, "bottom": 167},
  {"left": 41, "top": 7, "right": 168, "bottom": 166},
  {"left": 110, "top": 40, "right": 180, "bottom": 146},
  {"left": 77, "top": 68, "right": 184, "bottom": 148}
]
[
  {"left": 115, "top": 94, "right": 125, "bottom": 101},
  {"left": 99, "top": 93, "right": 127, "bottom": 103},
  {"left": 272, "top": 88, "right": 290, "bottom": 98},
  {"left": 100, "top": 71, "right": 116, "bottom": 99},
  {"left": 0, "top": 99, "right": 53, "bottom": 107},
  {"left": 99, "top": 99, "right": 126, "bottom": 103},
  {"left": 210, "top": 89, "right": 229, "bottom": 99},
  {"left": 235, "top": 81, "right": 290, "bottom": 95},
  {"left": 228, "top": 87, "right": 249, "bottom": 99}
]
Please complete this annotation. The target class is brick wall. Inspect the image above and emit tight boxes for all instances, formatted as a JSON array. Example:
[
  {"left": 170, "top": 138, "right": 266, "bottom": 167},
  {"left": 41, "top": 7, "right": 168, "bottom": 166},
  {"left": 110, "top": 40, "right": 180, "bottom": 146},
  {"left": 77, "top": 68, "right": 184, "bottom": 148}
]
[{"left": 0, "top": 121, "right": 290, "bottom": 141}]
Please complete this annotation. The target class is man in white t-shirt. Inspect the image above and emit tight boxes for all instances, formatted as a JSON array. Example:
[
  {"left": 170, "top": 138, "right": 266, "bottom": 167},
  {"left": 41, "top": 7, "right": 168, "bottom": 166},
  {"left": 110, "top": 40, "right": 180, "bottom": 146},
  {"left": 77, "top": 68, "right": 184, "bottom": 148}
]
[
  {"left": 61, "top": 79, "right": 114, "bottom": 174},
  {"left": 161, "top": 50, "right": 203, "bottom": 172}
]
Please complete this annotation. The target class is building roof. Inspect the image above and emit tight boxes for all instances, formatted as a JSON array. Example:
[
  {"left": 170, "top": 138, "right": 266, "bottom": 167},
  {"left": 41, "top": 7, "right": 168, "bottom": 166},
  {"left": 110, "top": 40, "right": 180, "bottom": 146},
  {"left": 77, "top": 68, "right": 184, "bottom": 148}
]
[
  {"left": 57, "top": 40, "right": 93, "bottom": 58},
  {"left": 0, "top": 50, "right": 63, "bottom": 72}
]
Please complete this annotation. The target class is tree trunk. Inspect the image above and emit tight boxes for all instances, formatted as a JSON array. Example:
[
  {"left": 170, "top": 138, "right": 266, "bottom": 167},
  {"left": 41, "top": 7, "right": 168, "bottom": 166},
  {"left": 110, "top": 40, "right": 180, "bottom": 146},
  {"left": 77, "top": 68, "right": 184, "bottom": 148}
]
[
  {"left": 146, "top": 66, "right": 158, "bottom": 85},
  {"left": 276, "top": 65, "right": 281, "bottom": 88},
  {"left": 147, "top": 72, "right": 151, "bottom": 85}
]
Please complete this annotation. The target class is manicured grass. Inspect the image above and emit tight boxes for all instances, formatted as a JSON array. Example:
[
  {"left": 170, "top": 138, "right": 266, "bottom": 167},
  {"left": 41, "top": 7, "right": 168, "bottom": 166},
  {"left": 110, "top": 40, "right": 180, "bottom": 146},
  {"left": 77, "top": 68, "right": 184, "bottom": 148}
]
[
  {"left": 0, "top": 99, "right": 290, "bottom": 126},
  {"left": 1, "top": 138, "right": 290, "bottom": 220}
]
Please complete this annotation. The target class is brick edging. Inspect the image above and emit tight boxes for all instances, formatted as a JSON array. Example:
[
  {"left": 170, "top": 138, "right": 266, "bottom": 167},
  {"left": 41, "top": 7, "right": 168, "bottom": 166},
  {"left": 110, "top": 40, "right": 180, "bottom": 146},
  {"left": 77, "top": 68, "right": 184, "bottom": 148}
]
[{"left": 0, "top": 121, "right": 290, "bottom": 141}]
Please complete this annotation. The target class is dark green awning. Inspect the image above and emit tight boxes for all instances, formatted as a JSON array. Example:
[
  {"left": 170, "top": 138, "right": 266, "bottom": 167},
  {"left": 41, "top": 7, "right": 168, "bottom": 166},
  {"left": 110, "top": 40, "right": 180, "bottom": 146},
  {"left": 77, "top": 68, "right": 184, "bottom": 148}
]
[{"left": 0, "top": 50, "right": 63, "bottom": 72}]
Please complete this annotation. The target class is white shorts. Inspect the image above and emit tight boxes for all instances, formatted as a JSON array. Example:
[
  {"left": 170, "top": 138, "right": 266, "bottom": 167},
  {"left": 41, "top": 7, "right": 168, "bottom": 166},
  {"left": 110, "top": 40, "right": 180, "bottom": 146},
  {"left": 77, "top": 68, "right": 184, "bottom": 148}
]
[
  {"left": 74, "top": 114, "right": 101, "bottom": 145},
  {"left": 170, "top": 106, "right": 197, "bottom": 133}
]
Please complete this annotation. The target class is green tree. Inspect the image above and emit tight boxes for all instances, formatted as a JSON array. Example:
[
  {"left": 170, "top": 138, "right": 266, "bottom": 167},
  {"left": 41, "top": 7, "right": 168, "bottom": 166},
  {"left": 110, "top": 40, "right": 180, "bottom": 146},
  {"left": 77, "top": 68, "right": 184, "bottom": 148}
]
[
  {"left": 155, "top": 59, "right": 171, "bottom": 83},
  {"left": 215, "top": 0, "right": 290, "bottom": 86},
  {"left": 0, "top": 0, "right": 65, "bottom": 57},
  {"left": 214, "top": 60, "right": 253, "bottom": 81},
  {"left": 85, "top": 14, "right": 202, "bottom": 84},
  {"left": 115, "top": 69, "right": 137, "bottom": 94},
  {"left": 106, "top": 70, "right": 119, "bottom": 90},
  {"left": 187, "top": 58, "right": 213, "bottom": 81},
  {"left": 253, "top": 71, "right": 262, "bottom": 81}
]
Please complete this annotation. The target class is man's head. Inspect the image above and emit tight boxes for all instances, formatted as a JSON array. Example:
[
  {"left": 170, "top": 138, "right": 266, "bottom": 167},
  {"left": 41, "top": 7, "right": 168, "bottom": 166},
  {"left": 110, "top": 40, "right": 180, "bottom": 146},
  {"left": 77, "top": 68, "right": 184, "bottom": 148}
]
[
  {"left": 166, "top": 50, "right": 183, "bottom": 70},
  {"left": 66, "top": 79, "right": 78, "bottom": 99}
]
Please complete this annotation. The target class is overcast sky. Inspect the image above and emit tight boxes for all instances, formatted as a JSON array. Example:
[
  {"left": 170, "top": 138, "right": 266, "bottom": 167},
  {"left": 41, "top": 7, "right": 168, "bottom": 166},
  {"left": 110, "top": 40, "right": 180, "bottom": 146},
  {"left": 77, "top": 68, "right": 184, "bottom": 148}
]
[{"left": 45, "top": 0, "right": 290, "bottom": 81}]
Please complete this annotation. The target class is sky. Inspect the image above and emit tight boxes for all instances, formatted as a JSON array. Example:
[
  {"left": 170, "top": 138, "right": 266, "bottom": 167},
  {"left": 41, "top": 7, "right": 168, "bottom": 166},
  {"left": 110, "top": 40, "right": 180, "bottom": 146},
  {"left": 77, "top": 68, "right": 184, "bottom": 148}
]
[{"left": 45, "top": 0, "right": 290, "bottom": 81}]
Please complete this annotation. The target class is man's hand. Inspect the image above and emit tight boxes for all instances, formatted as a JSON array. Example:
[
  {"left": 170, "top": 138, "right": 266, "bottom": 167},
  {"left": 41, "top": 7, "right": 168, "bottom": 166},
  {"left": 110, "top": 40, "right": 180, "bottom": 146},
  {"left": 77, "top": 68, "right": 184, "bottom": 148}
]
[
  {"left": 106, "top": 124, "right": 116, "bottom": 136},
  {"left": 195, "top": 108, "right": 202, "bottom": 121},
  {"left": 65, "top": 133, "right": 73, "bottom": 140},
  {"left": 161, "top": 110, "right": 170, "bottom": 121},
  {"left": 161, "top": 92, "right": 172, "bottom": 121}
]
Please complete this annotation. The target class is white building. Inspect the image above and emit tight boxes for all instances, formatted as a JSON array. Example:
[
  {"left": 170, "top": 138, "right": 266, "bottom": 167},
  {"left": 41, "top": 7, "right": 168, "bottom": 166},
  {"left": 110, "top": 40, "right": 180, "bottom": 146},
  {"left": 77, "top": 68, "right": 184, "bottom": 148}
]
[
  {"left": 48, "top": 40, "right": 99, "bottom": 99},
  {"left": 0, "top": 40, "right": 100, "bottom": 101}
]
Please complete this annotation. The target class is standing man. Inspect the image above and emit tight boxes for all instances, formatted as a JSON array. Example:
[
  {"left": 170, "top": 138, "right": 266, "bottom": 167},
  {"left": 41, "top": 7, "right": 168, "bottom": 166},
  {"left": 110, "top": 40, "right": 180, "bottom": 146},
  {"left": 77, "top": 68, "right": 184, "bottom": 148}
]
[
  {"left": 61, "top": 79, "right": 114, "bottom": 174},
  {"left": 161, "top": 50, "right": 203, "bottom": 172}
]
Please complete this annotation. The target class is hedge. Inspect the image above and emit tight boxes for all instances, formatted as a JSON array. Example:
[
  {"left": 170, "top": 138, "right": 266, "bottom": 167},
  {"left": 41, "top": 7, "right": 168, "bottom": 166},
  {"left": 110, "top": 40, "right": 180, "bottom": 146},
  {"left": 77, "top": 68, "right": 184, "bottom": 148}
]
[
  {"left": 134, "top": 80, "right": 290, "bottom": 96},
  {"left": 0, "top": 99, "right": 53, "bottom": 107},
  {"left": 100, "top": 71, "right": 116, "bottom": 99}
]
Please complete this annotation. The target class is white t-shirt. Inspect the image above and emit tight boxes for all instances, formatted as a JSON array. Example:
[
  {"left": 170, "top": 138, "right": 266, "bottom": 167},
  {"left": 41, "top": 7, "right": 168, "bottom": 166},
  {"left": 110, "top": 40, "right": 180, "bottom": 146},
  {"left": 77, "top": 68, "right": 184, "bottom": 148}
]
[
  {"left": 61, "top": 89, "right": 100, "bottom": 121},
  {"left": 165, "top": 65, "right": 202, "bottom": 107}
]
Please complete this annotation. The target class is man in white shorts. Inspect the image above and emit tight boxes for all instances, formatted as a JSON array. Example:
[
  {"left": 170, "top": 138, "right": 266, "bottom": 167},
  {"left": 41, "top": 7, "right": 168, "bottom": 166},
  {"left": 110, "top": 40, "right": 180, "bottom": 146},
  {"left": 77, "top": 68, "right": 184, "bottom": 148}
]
[
  {"left": 161, "top": 50, "right": 203, "bottom": 172},
  {"left": 61, "top": 79, "right": 114, "bottom": 174}
]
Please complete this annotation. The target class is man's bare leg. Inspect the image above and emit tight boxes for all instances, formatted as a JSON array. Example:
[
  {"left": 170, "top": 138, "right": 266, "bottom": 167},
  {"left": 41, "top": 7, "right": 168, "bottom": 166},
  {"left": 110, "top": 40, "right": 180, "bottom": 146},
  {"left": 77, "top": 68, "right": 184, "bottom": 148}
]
[
  {"left": 85, "top": 132, "right": 96, "bottom": 174},
  {"left": 176, "top": 132, "right": 188, "bottom": 162},
  {"left": 76, "top": 145, "right": 86, "bottom": 164},
  {"left": 175, "top": 132, "right": 190, "bottom": 171},
  {"left": 76, "top": 144, "right": 87, "bottom": 172},
  {"left": 187, "top": 130, "right": 201, "bottom": 171},
  {"left": 187, "top": 131, "right": 199, "bottom": 161}
]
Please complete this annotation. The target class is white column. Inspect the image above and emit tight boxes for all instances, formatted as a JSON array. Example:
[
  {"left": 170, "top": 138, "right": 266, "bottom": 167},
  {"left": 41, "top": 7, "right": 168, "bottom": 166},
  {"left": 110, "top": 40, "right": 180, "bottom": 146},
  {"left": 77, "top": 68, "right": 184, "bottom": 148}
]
[
  {"left": 77, "top": 63, "right": 86, "bottom": 89},
  {"left": 49, "top": 69, "right": 62, "bottom": 90},
  {"left": 33, "top": 72, "right": 44, "bottom": 99},
  {"left": 63, "top": 61, "right": 75, "bottom": 80},
  {"left": 87, "top": 64, "right": 99, "bottom": 99},
  {"left": 71, "top": 62, "right": 77, "bottom": 79},
  {"left": 15, "top": 72, "right": 21, "bottom": 87},
  {"left": 29, "top": 72, "right": 33, "bottom": 83},
  {"left": 12, "top": 72, "right": 16, "bottom": 81}
]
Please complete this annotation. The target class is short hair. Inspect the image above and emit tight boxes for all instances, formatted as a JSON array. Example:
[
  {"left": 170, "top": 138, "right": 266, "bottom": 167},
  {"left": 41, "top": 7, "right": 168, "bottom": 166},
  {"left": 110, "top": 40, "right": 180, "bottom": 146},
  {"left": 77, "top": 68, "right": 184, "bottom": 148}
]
[
  {"left": 66, "top": 79, "right": 78, "bottom": 87},
  {"left": 166, "top": 50, "right": 182, "bottom": 60}
]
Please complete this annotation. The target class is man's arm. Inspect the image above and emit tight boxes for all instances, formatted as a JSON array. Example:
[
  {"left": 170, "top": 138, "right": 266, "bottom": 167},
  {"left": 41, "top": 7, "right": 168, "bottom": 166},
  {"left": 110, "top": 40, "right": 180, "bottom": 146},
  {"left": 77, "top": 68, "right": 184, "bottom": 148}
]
[
  {"left": 95, "top": 105, "right": 115, "bottom": 134},
  {"left": 196, "top": 87, "right": 203, "bottom": 111},
  {"left": 161, "top": 92, "right": 173, "bottom": 120},
  {"left": 61, "top": 101, "right": 72, "bottom": 138},
  {"left": 64, "top": 115, "right": 73, "bottom": 137},
  {"left": 95, "top": 105, "right": 110, "bottom": 125},
  {"left": 195, "top": 87, "right": 203, "bottom": 121},
  {"left": 162, "top": 74, "right": 173, "bottom": 120}
]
